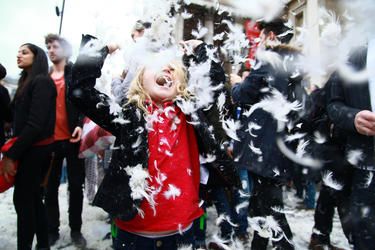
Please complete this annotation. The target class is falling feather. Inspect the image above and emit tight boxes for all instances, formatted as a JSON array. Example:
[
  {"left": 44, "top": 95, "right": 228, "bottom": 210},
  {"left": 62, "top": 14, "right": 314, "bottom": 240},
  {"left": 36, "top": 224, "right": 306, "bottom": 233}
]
[
  {"left": 191, "top": 21, "right": 208, "bottom": 39},
  {"left": 235, "top": 201, "right": 249, "bottom": 214},
  {"left": 164, "top": 184, "right": 181, "bottom": 200},
  {"left": 364, "top": 172, "right": 373, "bottom": 188},
  {"left": 322, "top": 171, "right": 344, "bottom": 190},
  {"left": 347, "top": 149, "right": 364, "bottom": 165},
  {"left": 249, "top": 141, "right": 262, "bottom": 155},
  {"left": 181, "top": 9, "right": 192, "bottom": 19},
  {"left": 222, "top": 118, "right": 241, "bottom": 141},
  {"left": 246, "top": 122, "right": 261, "bottom": 137}
]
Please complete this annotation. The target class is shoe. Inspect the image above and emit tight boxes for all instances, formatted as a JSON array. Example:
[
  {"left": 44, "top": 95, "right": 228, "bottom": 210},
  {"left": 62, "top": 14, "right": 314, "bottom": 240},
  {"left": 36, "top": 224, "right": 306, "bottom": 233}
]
[
  {"left": 48, "top": 232, "right": 59, "bottom": 247},
  {"left": 237, "top": 233, "right": 250, "bottom": 248},
  {"left": 309, "top": 237, "right": 346, "bottom": 250},
  {"left": 71, "top": 231, "right": 87, "bottom": 248},
  {"left": 208, "top": 242, "right": 227, "bottom": 250}
]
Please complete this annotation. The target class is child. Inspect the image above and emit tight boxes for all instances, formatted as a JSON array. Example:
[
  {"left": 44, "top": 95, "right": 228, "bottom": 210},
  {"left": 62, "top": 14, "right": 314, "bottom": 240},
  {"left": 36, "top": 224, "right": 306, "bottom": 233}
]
[{"left": 70, "top": 36, "right": 238, "bottom": 249}]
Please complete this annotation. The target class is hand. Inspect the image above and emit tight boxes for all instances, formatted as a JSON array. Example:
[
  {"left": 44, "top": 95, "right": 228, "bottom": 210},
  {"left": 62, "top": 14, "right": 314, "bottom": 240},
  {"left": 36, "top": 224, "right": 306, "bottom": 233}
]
[
  {"left": 70, "top": 127, "right": 82, "bottom": 143},
  {"left": 0, "top": 157, "right": 17, "bottom": 183},
  {"left": 230, "top": 73, "right": 242, "bottom": 86},
  {"left": 107, "top": 44, "right": 120, "bottom": 54},
  {"left": 179, "top": 40, "right": 203, "bottom": 55},
  {"left": 354, "top": 110, "right": 375, "bottom": 136}
]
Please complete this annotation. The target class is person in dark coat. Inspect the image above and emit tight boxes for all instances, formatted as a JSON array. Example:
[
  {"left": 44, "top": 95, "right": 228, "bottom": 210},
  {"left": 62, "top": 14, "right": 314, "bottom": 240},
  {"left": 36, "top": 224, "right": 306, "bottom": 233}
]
[
  {"left": 230, "top": 19, "right": 300, "bottom": 250},
  {"left": 43, "top": 34, "right": 86, "bottom": 247},
  {"left": 299, "top": 81, "right": 353, "bottom": 250},
  {"left": 0, "top": 43, "right": 56, "bottom": 250},
  {"left": 69, "top": 36, "right": 238, "bottom": 250},
  {"left": 327, "top": 43, "right": 375, "bottom": 250},
  {"left": 0, "top": 63, "right": 11, "bottom": 147}
]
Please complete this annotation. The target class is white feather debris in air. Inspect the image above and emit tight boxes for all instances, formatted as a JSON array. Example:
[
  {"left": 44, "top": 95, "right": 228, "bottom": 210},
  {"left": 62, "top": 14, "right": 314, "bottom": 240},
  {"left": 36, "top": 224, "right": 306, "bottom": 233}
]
[
  {"left": 271, "top": 206, "right": 295, "bottom": 214},
  {"left": 192, "top": 20, "right": 208, "bottom": 39},
  {"left": 313, "top": 131, "right": 327, "bottom": 144},
  {"left": 79, "top": 38, "right": 104, "bottom": 57},
  {"left": 248, "top": 216, "right": 284, "bottom": 242},
  {"left": 235, "top": 201, "right": 249, "bottom": 214},
  {"left": 347, "top": 149, "right": 364, "bottom": 165},
  {"left": 217, "top": 92, "right": 226, "bottom": 113},
  {"left": 112, "top": 117, "right": 131, "bottom": 125},
  {"left": 164, "top": 184, "right": 181, "bottom": 200},
  {"left": 222, "top": 20, "right": 250, "bottom": 68},
  {"left": 177, "top": 244, "right": 193, "bottom": 250},
  {"left": 199, "top": 154, "right": 216, "bottom": 164},
  {"left": 322, "top": 171, "right": 344, "bottom": 190},
  {"left": 131, "top": 135, "right": 142, "bottom": 149},
  {"left": 125, "top": 165, "right": 151, "bottom": 201},
  {"left": 181, "top": 9, "right": 192, "bottom": 19},
  {"left": 246, "top": 122, "right": 262, "bottom": 137},
  {"left": 245, "top": 89, "right": 302, "bottom": 123},
  {"left": 222, "top": 118, "right": 241, "bottom": 141},
  {"left": 231, "top": 0, "right": 288, "bottom": 22},
  {"left": 211, "top": 234, "right": 232, "bottom": 250},
  {"left": 213, "top": 32, "right": 225, "bottom": 41},
  {"left": 249, "top": 141, "right": 262, "bottom": 155},
  {"left": 273, "top": 168, "right": 280, "bottom": 176},
  {"left": 364, "top": 172, "right": 373, "bottom": 188},
  {"left": 285, "top": 133, "right": 307, "bottom": 142},
  {"left": 276, "top": 137, "right": 323, "bottom": 168},
  {"left": 296, "top": 139, "right": 309, "bottom": 158}
]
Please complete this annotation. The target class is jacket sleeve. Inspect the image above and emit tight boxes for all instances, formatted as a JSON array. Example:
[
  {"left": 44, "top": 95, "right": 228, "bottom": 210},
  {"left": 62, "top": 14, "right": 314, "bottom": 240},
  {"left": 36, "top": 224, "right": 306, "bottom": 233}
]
[
  {"left": 70, "top": 44, "right": 125, "bottom": 136},
  {"left": 327, "top": 72, "right": 360, "bottom": 133},
  {"left": 0, "top": 85, "right": 11, "bottom": 122},
  {"left": 6, "top": 76, "right": 56, "bottom": 160},
  {"left": 231, "top": 64, "right": 269, "bottom": 105}
]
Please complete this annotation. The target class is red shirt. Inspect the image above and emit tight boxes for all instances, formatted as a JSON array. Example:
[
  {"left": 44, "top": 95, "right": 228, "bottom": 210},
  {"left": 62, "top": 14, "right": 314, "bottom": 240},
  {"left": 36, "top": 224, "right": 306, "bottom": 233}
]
[
  {"left": 116, "top": 103, "right": 203, "bottom": 233},
  {"left": 53, "top": 76, "right": 70, "bottom": 141}
]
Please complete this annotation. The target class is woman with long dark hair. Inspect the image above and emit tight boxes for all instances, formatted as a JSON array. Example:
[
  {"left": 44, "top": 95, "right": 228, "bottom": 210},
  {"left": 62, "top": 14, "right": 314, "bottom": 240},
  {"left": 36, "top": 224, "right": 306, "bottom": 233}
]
[{"left": 0, "top": 43, "right": 56, "bottom": 249}]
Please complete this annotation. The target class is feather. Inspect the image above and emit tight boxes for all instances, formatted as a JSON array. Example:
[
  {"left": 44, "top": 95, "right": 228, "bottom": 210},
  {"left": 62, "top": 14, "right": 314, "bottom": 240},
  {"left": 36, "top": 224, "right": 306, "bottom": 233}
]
[
  {"left": 347, "top": 149, "right": 364, "bottom": 165},
  {"left": 322, "top": 171, "right": 343, "bottom": 190},
  {"left": 191, "top": 20, "right": 208, "bottom": 39},
  {"left": 276, "top": 137, "right": 323, "bottom": 169},
  {"left": 163, "top": 184, "right": 181, "bottom": 200},
  {"left": 235, "top": 201, "right": 249, "bottom": 214},
  {"left": 249, "top": 141, "right": 262, "bottom": 155},
  {"left": 364, "top": 172, "right": 373, "bottom": 188},
  {"left": 222, "top": 118, "right": 241, "bottom": 141}
]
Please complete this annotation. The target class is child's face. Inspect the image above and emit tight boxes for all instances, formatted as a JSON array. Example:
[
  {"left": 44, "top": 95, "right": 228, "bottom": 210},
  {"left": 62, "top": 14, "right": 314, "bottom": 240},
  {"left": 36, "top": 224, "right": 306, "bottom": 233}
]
[{"left": 142, "top": 65, "right": 179, "bottom": 104}]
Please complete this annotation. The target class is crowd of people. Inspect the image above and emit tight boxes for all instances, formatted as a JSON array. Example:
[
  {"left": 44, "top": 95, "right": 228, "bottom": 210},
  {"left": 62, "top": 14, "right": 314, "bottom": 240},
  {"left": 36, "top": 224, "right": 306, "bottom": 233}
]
[{"left": 0, "top": 12, "right": 374, "bottom": 250}]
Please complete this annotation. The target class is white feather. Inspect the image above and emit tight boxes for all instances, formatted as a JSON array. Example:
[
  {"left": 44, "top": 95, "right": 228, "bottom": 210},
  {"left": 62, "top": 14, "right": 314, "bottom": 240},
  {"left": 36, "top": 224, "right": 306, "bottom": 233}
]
[{"left": 322, "top": 171, "right": 343, "bottom": 190}]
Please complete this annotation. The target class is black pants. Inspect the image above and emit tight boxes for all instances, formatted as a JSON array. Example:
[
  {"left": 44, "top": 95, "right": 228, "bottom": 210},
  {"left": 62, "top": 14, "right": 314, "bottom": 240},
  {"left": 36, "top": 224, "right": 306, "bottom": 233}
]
[
  {"left": 45, "top": 140, "right": 85, "bottom": 233},
  {"left": 13, "top": 145, "right": 52, "bottom": 250},
  {"left": 312, "top": 184, "right": 352, "bottom": 245},
  {"left": 351, "top": 169, "right": 375, "bottom": 250},
  {"left": 249, "top": 175, "right": 294, "bottom": 250}
]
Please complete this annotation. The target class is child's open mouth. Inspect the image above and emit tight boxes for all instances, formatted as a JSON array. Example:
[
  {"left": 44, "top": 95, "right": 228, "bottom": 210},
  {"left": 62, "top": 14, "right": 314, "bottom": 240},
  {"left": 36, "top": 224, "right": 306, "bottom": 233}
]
[{"left": 156, "top": 75, "right": 173, "bottom": 88}]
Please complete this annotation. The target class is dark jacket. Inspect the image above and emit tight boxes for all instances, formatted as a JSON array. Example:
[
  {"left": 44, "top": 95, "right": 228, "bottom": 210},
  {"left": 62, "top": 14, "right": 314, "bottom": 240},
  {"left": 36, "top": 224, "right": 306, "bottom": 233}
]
[
  {"left": 327, "top": 46, "right": 375, "bottom": 171},
  {"left": 0, "top": 84, "right": 11, "bottom": 147},
  {"left": 5, "top": 75, "right": 56, "bottom": 160},
  {"left": 70, "top": 42, "right": 239, "bottom": 220},
  {"left": 232, "top": 46, "right": 300, "bottom": 181}
]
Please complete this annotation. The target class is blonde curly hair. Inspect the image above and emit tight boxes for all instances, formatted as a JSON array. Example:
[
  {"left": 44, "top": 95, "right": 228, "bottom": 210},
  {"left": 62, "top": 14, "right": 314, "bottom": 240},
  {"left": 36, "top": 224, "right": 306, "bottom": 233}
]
[{"left": 126, "top": 61, "right": 191, "bottom": 113}]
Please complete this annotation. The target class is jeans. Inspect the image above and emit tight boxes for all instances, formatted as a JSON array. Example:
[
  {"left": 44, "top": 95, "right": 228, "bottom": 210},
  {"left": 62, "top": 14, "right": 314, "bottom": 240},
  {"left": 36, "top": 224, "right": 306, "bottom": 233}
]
[
  {"left": 232, "top": 169, "right": 252, "bottom": 236},
  {"left": 211, "top": 169, "right": 252, "bottom": 239},
  {"left": 113, "top": 227, "right": 194, "bottom": 250},
  {"left": 304, "top": 181, "right": 316, "bottom": 209}
]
